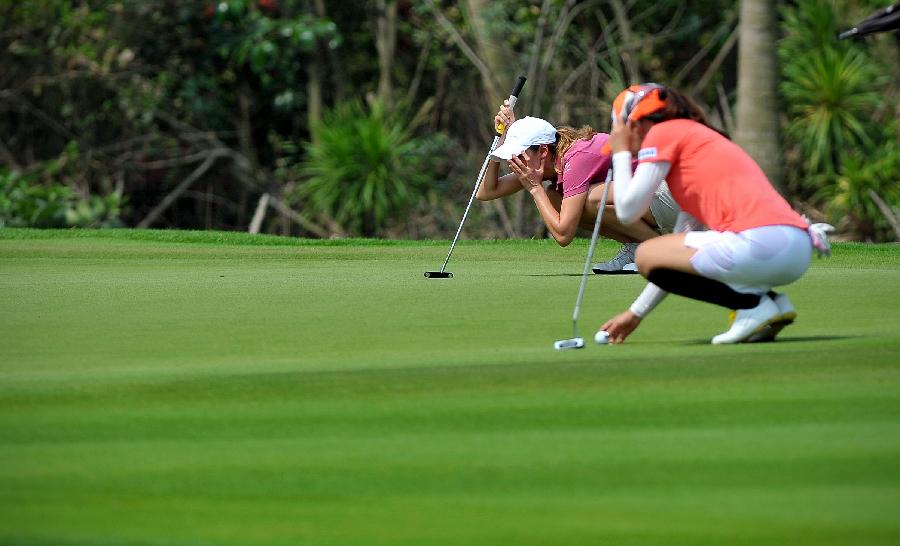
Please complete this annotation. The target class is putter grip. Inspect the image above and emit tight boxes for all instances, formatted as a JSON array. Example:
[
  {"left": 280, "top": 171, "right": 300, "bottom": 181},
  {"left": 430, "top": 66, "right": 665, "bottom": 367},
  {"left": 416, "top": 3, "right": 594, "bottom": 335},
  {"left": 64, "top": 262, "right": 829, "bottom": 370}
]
[
  {"left": 510, "top": 76, "right": 527, "bottom": 98},
  {"left": 496, "top": 76, "right": 527, "bottom": 134}
]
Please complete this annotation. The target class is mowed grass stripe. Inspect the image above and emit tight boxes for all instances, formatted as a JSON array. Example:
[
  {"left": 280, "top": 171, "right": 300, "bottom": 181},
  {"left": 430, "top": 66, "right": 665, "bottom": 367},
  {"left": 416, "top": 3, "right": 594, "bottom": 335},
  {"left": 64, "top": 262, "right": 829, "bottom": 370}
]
[{"left": 1, "top": 229, "right": 899, "bottom": 545}]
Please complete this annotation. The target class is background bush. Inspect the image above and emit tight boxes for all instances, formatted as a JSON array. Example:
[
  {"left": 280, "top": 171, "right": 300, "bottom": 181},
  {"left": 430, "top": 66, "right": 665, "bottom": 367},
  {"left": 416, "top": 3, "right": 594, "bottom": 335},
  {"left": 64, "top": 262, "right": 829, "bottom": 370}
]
[{"left": 1, "top": 0, "right": 897, "bottom": 239}]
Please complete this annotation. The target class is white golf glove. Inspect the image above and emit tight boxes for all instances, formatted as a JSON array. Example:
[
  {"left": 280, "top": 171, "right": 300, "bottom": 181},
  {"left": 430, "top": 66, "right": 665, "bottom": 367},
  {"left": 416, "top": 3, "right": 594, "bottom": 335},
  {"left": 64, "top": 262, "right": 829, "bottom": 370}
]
[{"left": 805, "top": 219, "right": 835, "bottom": 258}]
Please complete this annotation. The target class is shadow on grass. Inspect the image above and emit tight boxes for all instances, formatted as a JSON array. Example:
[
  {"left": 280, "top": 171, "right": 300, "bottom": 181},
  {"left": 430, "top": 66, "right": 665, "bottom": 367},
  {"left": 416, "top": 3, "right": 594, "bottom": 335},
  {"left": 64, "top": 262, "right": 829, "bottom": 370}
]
[
  {"left": 522, "top": 273, "right": 585, "bottom": 277},
  {"left": 771, "top": 335, "right": 859, "bottom": 343},
  {"left": 680, "top": 335, "right": 856, "bottom": 346},
  {"left": 522, "top": 273, "right": 642, "bottom": 277}
]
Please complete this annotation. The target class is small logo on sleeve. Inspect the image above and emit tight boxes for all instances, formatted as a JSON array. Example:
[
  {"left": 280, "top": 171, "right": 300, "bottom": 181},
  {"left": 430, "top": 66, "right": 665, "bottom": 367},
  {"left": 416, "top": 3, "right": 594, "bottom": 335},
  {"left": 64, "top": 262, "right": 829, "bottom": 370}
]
[{"left": 638, "top": 147, "right": 658, "bottom": 160}]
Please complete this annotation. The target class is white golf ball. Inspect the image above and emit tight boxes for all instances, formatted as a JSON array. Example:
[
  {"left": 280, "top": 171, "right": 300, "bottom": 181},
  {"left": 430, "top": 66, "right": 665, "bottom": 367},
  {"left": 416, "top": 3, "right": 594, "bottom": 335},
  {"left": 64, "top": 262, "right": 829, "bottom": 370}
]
[{"left": 594, "top": 330, "right": 610, "bottom": 345}]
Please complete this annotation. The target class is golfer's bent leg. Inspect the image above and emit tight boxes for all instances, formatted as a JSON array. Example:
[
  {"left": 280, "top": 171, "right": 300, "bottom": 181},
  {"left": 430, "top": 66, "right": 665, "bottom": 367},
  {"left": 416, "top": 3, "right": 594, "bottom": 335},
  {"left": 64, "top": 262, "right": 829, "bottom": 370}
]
[
  {"left": 600, "top": 205, "right": 659, "bottom": 243},
  {"left": 646, "top": 268, "right": 762, "bottom": 310},
  {"left": 586, "top": 184, "right": 659, "bottom": 243}
]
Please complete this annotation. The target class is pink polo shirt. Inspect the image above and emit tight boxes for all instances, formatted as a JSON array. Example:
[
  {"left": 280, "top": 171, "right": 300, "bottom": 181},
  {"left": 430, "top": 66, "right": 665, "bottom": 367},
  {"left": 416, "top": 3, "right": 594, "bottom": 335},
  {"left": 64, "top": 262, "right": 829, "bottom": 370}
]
[{"left": 548, "top": 133, "right": 613, "bottom": 198}]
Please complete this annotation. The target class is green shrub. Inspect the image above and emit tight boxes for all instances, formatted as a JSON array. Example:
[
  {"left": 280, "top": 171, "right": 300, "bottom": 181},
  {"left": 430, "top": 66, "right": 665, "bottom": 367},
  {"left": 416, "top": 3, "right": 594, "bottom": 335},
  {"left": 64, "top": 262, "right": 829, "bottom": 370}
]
[
  {"left": 778, "top": 0, "right": 898, "bottom": 240},
  {"left": 0, "top": 170, "right": 123, "bottom": 229},
  {"left": 779, "top": 1, "right": 883, "bottom": 176},
  {"left": 781, "top": 46, "right": 881, "bottom": 175},
  {"left": 0, "top": 170, "right": 72, "bottom": 228},
  {"left": 815, "top": 137, "right": 900, "bottom": 241},
  {"left": 294, "top": 101, "right": 451, "bottom": 237}
]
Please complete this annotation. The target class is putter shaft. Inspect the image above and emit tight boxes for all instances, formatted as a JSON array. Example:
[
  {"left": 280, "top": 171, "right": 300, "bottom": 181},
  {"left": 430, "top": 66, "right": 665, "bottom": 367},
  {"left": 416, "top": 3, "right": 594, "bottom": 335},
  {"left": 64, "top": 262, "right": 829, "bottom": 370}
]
[
  {"left": 436, "top": 137, "right": 499, "bottom": 274},
  {"left": 570, "top": 180, "right": 610, "bottom": 337},
  {"left": 426, "top": 77, "right": 526, "bottom": 279}
]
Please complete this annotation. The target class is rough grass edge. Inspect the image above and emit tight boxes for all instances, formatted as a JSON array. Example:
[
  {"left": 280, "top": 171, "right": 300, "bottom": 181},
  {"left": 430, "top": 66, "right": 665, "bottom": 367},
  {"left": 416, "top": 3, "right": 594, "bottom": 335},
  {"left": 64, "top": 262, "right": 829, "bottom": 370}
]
[
  {"left": 0, "top": 227, "right": 559, "bottom": 248},
  {"left": 0, "top": 228, "right": 897, "bottom": 263}
]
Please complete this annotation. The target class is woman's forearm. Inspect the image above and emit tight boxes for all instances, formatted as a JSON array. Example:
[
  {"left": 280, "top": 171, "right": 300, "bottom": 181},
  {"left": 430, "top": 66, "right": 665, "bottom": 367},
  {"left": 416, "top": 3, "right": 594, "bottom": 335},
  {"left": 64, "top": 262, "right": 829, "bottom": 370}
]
[
  {"left": 477, "top": 163, "right": 523, "bottom": 201},
  {"left": 476, "top": 161, "right": 502, "bottom": 200},
  {"left": 530, "top": 188, "right": 577, "bottom": 246}
]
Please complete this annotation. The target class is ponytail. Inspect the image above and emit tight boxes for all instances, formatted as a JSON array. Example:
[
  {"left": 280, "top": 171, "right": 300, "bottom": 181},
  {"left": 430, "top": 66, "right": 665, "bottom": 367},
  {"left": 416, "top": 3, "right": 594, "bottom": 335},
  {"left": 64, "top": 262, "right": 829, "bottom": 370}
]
[
  {"left": 649, "top": 88, "right": 729, "bottom": 138},
  {"left": 553, "top": 125, "right": 597, "bottom": 174}
]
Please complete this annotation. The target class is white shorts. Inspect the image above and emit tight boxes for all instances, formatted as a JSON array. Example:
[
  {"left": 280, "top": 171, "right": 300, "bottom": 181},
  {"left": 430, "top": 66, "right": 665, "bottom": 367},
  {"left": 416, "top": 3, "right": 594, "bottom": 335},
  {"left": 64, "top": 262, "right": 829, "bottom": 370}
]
[{"left": 685, "top": 225, "right": 812, "bottom": 294}]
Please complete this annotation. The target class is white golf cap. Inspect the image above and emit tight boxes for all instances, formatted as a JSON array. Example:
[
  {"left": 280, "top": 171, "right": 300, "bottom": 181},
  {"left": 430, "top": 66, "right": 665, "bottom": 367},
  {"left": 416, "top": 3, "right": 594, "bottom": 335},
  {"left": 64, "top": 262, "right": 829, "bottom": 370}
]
[{"left": 490, "top": 116, "right": 557, "bottom": 160}]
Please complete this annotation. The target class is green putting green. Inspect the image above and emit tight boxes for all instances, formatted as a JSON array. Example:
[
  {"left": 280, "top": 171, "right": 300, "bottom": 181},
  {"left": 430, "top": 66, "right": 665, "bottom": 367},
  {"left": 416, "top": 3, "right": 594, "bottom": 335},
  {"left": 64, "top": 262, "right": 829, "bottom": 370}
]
[{"left": 1, "top": 228, "right": 899, "bottom": 545}]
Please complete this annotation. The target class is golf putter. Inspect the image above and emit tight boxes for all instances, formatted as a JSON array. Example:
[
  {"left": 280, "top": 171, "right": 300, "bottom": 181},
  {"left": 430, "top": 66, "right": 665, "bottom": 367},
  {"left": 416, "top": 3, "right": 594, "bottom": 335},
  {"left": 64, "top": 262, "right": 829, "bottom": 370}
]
[
  {"left": 424, "top": 75, "right": 527, "bottom": 279},
  {"left": 554, "top": 174, "right": 611, "bottom": 350}
]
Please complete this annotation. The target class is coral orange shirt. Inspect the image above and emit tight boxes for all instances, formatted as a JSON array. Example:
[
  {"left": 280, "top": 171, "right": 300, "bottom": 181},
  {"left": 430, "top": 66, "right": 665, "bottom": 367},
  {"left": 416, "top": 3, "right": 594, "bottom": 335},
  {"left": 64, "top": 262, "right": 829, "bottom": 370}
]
[{"left": 637, "top": 119, "right": 807, "bottom": 233}]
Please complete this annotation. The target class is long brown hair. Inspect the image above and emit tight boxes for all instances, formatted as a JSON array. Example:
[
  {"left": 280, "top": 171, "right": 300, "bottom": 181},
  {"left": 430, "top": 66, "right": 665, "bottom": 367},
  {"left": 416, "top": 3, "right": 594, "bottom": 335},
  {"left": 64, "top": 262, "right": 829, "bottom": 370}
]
[
  {"left": 553, "top": 125, "right": 596, "bottom": 173},
  {"left": 648, "top": 88, "right": 729, "bottom": 138}
]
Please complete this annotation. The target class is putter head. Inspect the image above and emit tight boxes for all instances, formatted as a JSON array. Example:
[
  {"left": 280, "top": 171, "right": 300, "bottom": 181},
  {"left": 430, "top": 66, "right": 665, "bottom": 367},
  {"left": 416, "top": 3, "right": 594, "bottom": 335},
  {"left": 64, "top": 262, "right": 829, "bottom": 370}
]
[
  {"left": 424, "top": 271, "right": 453, "bottom": 278},
  {"left": 553, "top": 337, "right": 585, "bottom": 350}
]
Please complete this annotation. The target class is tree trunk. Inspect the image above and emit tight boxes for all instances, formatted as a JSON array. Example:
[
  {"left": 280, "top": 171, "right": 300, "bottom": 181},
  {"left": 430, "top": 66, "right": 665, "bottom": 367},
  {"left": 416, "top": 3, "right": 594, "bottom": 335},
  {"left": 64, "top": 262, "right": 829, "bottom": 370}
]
[
  {"left": 237, "top": 82, "right": 258, "bottom": 168},
  {"left": 374, "top": 0, "right": 397, "bottom": 107},
  {"left": 734, "top": 0, "right": 783, "bottom": 190},
  {"left": 307, "top": 51, "right": 323, "bottom": 138},
  {"left": 464, "top": 0, "right": 528, "bottom": 236},
  {"left": 610, "top": 0, "right": 641, "bottom": 84},
  {"left": 464, "top": 0, "right": 507, "bottom": 110},
  {"left": 311, "top": 0, "right": 347, "bottom": 102}
]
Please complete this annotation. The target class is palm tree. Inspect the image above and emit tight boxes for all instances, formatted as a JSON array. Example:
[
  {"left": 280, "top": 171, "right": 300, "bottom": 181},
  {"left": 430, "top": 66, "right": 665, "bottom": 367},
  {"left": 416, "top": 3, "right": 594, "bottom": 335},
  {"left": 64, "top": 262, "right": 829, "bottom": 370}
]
[{"left": 734, "top": 0, "right": 783, "bottom": 190}]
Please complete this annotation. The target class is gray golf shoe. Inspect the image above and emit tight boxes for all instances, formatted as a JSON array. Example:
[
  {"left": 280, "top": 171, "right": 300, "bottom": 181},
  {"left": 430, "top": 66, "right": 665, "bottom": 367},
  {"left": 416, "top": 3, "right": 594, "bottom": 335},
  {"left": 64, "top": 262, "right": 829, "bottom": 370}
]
[{"left": 592, "top": 242, "right": 639, "bottom": 275}]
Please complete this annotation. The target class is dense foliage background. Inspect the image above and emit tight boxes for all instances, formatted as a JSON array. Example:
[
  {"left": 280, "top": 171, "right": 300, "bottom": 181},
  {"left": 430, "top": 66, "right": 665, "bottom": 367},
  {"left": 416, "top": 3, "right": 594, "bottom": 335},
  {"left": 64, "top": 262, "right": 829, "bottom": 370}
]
[{"left": 1, "top": 0, "right": 898, "bottom": 240}]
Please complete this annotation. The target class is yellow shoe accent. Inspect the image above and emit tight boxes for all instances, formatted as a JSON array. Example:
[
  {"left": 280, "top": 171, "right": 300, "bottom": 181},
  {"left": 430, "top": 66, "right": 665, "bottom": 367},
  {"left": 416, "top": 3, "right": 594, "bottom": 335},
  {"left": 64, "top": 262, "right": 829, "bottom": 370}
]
[
  {"left": 747, "top": 312, "right": 797, "bottom": 343},
  {"left": 711, "top": 296, "right": 782, "bottom": 345}
]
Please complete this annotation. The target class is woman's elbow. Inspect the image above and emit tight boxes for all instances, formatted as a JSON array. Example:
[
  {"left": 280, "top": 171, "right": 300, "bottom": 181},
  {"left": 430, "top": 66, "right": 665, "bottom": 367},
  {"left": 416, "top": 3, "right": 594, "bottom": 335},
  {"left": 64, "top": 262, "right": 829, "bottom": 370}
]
[
  {"left": 615, "top": 199, "right": 642, "bottom": 225},
  {"left": 555, "top": 232, "right": 575, "bottom": 247}
]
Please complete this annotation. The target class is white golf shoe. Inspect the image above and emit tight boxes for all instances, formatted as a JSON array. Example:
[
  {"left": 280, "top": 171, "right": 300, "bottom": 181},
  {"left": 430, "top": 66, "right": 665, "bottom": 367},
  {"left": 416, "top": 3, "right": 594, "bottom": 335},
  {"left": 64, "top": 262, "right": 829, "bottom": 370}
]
[
  {"left": 711, "top": 295, "right": 782, "bottom": 345},
  {"left": 747, "top": 293, "right": 797, "bottom": 343},
  {"left": 593, "top": 242, "right": 639, "bottom": 275},
  {"left": 773, "top": 293, "right": 797, "bottom": 320}
]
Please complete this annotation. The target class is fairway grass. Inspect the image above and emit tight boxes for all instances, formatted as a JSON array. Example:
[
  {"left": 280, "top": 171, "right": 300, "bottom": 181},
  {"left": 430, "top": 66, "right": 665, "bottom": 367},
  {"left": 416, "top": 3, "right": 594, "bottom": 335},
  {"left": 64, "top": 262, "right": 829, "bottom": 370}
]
[{"left": 1, "top": 229, "right": 899, "bottom": 545}]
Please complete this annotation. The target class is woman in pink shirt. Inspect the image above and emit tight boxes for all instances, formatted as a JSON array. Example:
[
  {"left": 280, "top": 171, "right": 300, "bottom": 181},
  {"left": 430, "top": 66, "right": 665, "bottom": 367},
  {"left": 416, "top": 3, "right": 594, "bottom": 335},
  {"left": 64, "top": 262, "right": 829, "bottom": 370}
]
[
  {"left": 599, "top": 84, "right": 833, "bottom": 344},
  {"left": 476, "top": 101, "right": 680, "bottom": 274}
]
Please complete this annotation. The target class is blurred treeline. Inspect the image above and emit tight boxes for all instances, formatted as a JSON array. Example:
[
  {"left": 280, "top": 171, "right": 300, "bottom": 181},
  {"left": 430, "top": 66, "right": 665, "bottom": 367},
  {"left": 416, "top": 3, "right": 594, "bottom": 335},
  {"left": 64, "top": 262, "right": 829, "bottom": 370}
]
[{"left": 1, "top": 0, "right": 898, "bottom": 240}]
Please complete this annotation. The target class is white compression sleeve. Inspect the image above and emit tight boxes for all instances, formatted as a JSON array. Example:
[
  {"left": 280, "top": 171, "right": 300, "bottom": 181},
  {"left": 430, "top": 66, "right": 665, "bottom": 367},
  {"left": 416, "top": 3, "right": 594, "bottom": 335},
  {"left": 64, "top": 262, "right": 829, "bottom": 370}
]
[
  {"left": 612, "top": 152, "right": 671, "bottom": 225},
  {"left": 629, "top": 283, "right": 667, "bottom": 318}
]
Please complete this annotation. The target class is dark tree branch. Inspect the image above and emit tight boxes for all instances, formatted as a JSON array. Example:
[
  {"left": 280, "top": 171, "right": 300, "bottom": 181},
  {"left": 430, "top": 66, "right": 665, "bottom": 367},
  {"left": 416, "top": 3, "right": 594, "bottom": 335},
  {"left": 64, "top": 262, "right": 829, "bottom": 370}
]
[
  {"left": 135, "top": 150, "right": 215, "bottom": 170},
  {"left": 691, "top": 24, "right": 739, "bottom": 96},
  {"left": 523, "top": 0, "right": 553, "bottom": 115},
  {"left": 869, "top": 189, "right": 900, "bottom": 241},
  {"left": 674, "top": 12, "right": 736, "bottom": 88},
  {"left": 269, "top": 195, "right": 331, "bottom": 238},
  {"left": 405, "top": 35, "right": 432, "bottom": 105},
  {"left": 136, "top": 149, "right": 228, "bottom": 229},
  {"left": 422, "top": 0, "right": 502, "bottom": 97},
  {"left": 0, "top": 137, "right": 20, "bottom": 169}
]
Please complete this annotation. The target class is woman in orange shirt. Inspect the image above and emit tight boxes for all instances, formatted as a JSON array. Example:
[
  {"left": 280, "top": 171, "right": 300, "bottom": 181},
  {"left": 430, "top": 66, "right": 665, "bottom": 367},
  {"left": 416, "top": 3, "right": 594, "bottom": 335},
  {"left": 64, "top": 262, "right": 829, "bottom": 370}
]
[{"left": 599, "top": 84, "right": 833, "bottom": 344}]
